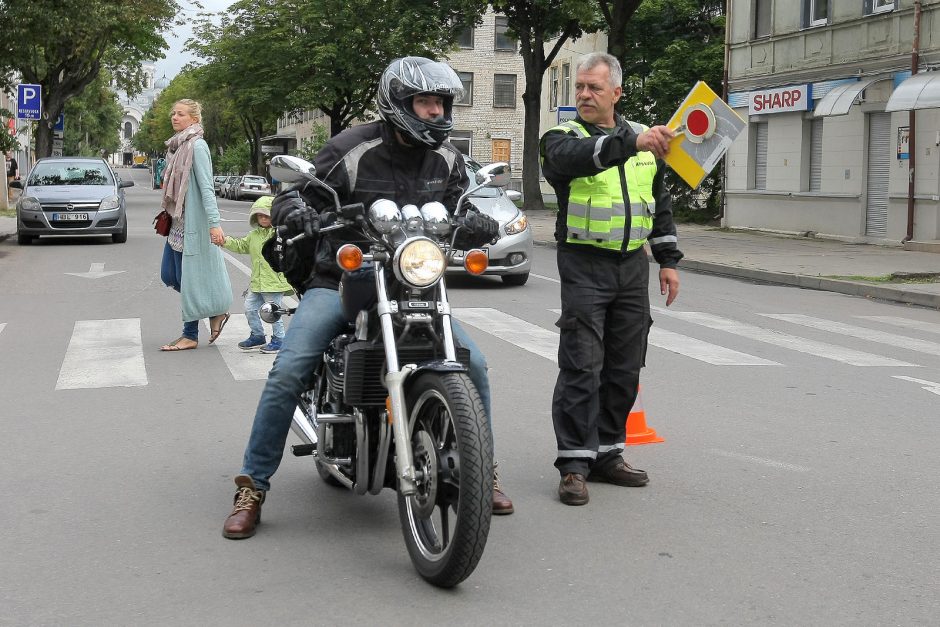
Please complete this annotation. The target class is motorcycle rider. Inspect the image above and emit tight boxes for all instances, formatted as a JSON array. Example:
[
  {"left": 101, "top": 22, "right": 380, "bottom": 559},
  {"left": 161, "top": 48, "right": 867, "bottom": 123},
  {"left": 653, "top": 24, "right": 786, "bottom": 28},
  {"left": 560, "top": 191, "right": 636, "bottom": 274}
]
[{"left": 223, "top": 56, "right": 514, "bottom": 539}]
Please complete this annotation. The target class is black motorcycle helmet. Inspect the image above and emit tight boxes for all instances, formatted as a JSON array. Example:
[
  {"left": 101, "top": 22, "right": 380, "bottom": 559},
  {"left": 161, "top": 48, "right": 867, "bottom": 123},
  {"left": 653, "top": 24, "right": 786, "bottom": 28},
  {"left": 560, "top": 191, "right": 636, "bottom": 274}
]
[{"left": 376, "top": 56, "right": 464, "bottom": 149}]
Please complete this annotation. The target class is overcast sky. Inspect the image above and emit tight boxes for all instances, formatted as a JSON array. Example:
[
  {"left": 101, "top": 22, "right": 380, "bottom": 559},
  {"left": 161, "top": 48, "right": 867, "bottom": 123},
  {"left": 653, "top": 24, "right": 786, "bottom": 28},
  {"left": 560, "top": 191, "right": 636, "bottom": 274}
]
[{"left": 153, "top": 0, "right": 234, "bottom": 80}]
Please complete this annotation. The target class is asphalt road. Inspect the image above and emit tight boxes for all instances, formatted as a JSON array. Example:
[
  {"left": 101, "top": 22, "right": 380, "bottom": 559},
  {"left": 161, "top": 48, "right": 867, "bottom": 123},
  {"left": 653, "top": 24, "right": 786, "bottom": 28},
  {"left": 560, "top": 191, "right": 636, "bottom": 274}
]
[{"left": 1, "top": 167, "right": 938, "bottom": 625}]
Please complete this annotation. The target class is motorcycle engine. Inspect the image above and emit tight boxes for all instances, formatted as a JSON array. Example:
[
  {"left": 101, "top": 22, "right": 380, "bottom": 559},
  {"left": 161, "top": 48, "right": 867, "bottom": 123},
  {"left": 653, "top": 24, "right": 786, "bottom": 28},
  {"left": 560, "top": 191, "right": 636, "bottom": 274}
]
[{"left": 325, "top": 334, "right": 352, "bottom": 401}]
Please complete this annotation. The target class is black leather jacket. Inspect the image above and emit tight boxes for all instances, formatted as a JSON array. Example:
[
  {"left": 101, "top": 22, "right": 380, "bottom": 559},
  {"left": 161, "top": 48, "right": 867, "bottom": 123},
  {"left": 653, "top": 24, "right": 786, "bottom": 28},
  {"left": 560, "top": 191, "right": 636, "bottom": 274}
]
[{"left": 274, "top": 121, "right": 469, "bottom": 292}]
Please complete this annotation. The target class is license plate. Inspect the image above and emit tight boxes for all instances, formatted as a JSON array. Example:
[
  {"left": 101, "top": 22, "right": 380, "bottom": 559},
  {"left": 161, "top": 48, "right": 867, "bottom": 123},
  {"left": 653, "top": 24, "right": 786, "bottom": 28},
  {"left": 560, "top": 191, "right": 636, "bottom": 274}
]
[
  {"left": 250, "top": 185, "right": 260, "bottom": 189},
  {"left": 52, "top": 213, "right": 89, "bottom": 221}
]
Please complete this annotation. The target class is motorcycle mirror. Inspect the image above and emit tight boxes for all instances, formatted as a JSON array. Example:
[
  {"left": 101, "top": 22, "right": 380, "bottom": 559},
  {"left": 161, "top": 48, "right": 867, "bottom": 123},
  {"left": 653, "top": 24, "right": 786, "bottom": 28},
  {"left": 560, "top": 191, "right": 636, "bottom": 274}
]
[
  {"left": 475, "top": 162, "right": 510, "bottom": 189},
  {"left": 269, "top": 155, "right": 317, "bottom": 184},
  {"left": 259, "top": 301, "right": 283, "bottom": 324}
]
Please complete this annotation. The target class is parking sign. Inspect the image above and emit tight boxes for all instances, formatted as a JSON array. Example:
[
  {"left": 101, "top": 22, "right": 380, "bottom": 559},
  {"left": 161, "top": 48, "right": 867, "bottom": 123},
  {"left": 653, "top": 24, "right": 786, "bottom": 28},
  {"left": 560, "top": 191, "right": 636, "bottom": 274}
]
[{"left": 17, "top": 84, "right": 42, "bottom": 120}]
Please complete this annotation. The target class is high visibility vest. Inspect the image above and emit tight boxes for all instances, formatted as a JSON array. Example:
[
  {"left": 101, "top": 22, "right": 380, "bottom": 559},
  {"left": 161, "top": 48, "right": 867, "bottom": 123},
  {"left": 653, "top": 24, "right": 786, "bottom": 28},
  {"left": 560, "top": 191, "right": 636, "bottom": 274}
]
[{"left": 549, "top": 120, "right": 656, "bottom": 253}]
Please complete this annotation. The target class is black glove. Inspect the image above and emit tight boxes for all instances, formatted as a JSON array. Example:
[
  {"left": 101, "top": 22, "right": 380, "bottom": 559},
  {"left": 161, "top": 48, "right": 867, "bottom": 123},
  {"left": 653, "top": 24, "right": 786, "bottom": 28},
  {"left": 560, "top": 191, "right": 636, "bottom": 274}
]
[
  {"left": 272, "top": 191, "right": 320, "bottom": 239},
  {"left": 454, "top": 210, "right": 500, "bottom": 249}
]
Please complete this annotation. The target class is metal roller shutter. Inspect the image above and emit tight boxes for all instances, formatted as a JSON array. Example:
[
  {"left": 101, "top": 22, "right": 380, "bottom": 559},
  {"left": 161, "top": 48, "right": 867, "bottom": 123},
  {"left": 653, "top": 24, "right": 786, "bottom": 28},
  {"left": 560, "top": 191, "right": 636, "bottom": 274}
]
[
  {"left": 754, "top": 123, "right": 768, "bottom": 190},
  {"left": 809, "top": 119, "right": 823, "bottom": 192},
  {"left": 865, "top": 112, "right": 890, "bottom": 237}
]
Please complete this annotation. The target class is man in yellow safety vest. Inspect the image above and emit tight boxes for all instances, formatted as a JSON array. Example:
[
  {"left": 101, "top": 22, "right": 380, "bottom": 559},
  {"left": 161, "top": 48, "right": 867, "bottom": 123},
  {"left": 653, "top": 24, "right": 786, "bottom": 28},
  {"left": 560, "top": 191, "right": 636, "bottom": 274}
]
[{"left": 540, "top": 52, "right": 683, "bottom": 506}]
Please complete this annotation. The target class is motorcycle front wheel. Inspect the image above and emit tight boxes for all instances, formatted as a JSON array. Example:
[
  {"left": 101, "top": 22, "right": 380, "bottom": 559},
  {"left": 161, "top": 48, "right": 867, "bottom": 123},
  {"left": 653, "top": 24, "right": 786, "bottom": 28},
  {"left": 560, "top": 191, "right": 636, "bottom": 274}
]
[{"left": 397, "top": 372, "right": 493, "bottom": 588}]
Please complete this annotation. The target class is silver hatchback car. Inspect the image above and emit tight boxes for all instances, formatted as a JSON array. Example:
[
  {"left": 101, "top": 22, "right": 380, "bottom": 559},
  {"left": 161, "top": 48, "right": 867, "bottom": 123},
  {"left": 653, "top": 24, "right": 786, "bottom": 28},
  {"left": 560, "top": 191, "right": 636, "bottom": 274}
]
[
  {"left": 449, "top": 159, "right": 532, "bottom": 286},
  {"left": 14, "top": 157, "right": 133, "bottom": 244}
]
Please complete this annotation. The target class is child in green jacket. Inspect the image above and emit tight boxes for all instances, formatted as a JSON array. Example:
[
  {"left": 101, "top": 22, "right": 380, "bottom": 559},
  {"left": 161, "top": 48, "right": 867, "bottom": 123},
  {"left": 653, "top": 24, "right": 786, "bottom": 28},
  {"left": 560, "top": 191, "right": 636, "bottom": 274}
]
[{"left": 222, "top": 195, "right": 293, "bottom": 353}]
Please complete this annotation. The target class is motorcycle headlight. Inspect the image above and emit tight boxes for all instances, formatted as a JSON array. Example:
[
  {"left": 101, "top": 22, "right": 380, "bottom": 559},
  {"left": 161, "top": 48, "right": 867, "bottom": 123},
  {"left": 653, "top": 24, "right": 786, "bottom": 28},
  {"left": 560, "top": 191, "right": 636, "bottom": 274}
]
[
  {"left": 505, "top": 212, "right": 528, "bottom": 236},
  {"left": 99, "top": 195, "right": 121, "bottom": 211},
  {"left": 17, "top": 196, "right": 42, "bottom": 212},
  {"left": 393, "top": 237, "right": 446, "bottom": 288}
]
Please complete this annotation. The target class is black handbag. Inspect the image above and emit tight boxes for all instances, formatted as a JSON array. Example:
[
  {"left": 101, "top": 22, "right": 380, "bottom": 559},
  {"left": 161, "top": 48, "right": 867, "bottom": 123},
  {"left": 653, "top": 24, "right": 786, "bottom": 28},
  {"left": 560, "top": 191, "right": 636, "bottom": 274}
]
[{"left": 153, "top": 210, "right": 172, "bottom": 236}]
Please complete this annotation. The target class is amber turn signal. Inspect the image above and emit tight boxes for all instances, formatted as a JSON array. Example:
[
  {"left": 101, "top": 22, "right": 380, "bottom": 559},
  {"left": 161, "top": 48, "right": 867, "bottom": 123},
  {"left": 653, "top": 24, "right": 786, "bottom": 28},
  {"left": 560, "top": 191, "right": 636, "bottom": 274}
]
[
  {"left": 464, "top": 249, "right": 488, "bottom": 275},
  {"left": 336, "top": 244, "right": 363, "bottom": 271}
]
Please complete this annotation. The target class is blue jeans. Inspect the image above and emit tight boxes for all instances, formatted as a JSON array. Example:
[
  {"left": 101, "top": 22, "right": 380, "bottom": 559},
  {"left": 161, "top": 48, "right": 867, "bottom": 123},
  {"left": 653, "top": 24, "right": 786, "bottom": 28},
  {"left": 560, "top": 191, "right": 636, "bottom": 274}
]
[
  {"left": 244, "top": 291, "right": 285, "bottom": 339},
  {"left": 240, "top": 287, "right": 491, "bottom": 491},
  {"left": 160, "top": 242, "right": 199, "bottom": 341}
]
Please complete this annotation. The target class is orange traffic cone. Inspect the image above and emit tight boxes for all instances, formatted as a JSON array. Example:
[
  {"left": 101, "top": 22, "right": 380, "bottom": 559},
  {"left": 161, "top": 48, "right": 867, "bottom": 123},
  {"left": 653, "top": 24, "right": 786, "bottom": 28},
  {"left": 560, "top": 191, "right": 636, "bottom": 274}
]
[{"left": 625, "top": 386, "right": 664, "bottom": 445}]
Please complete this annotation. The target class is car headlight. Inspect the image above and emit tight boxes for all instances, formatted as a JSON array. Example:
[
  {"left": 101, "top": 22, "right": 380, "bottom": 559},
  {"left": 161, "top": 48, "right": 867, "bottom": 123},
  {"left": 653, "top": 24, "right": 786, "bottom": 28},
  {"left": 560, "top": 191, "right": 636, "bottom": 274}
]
[
  {"left": 99, "top": 195, "right": 121, "bottom": 211},
  {"left": 505, "top": 212, "right": 528, "bottom": 236},
  {"left": 17, "top": 196, "right": 41, "bottom": 212},
  {"left": 393, "top": 237, "right": 446, "bottom": 288}
]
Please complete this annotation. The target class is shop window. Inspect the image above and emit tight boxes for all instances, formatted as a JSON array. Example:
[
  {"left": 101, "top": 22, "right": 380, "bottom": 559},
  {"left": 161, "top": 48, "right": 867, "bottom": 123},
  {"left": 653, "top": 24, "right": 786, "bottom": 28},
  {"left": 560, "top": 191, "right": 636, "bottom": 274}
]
[
  {"left": 457, "top": 26, "right": 474, "bottom": 49},
  {"left": 495, "top": 16, "right": 516, "bottom": 51},
  {"left": 753, "top": 0, "right": 772, "bottom": 39},
  {"left": 802, "top": 0, "right": 828, "bottom": 28},
  {"left": 456, "top": 72, "right": 473, "bottom": 106},
  {"left": 494, "top": 74, "right": 517, "bottom": 108},
  {"left": 492, "top": 138, "right": 511, "bottom": 164},
  {"left": 549, "top": 66, "right": 558, "bottom": 110},
  {"left": 864, "top": 0, "right": 896, "bottom": 15},
  {"left": 450, "top": 131, "right": 472, "bottom": 157}
]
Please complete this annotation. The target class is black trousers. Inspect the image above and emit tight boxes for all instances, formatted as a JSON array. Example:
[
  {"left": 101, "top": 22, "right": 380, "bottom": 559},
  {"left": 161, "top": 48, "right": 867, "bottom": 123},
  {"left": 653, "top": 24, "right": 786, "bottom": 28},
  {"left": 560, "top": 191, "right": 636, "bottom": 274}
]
[{"left": 552, "top": 246, "right": 651, "bottom": 476}]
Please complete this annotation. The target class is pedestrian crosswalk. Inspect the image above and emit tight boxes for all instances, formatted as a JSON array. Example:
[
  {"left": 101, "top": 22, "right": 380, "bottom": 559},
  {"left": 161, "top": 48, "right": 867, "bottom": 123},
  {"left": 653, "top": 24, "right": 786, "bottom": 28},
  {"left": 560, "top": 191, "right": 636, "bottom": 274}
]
[{"left": 1, "top": 306, "right": 938, "bottom": 390}]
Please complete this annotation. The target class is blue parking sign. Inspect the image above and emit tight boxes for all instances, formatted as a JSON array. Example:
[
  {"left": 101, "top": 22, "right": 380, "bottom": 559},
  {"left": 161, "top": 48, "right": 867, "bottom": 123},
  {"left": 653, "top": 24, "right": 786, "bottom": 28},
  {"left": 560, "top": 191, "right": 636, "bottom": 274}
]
[
  {"left": 53, "top": 113, "right": 65, "bottom": 132},
  {"left": 17, "top": 84, "right": 42, "bottom": 120}
]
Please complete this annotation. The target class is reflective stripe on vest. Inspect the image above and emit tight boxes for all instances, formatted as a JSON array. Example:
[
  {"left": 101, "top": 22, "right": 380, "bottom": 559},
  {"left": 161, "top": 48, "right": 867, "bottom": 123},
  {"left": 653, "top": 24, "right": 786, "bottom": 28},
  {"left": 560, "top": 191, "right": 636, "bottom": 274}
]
[{"left": 549, "top": 120, "right": 656, "bottom": 252}]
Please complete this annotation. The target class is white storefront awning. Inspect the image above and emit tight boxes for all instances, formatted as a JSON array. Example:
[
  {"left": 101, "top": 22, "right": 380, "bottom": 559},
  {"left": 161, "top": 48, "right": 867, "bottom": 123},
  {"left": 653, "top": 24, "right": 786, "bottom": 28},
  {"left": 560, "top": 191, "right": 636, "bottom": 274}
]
[
  {"left": 885, "top": 72, "right": 940, "bottom": 112},
  {"left": 813, "top": 78, "right": 891, "bottom": 117}
]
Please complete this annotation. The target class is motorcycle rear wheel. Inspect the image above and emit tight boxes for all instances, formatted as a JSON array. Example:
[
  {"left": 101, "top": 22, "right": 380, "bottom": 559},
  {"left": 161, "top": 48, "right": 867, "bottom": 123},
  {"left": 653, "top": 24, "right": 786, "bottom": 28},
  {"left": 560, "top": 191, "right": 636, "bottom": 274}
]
[{"left": 397, "top": 372, "right": 493, "bottom": 588}]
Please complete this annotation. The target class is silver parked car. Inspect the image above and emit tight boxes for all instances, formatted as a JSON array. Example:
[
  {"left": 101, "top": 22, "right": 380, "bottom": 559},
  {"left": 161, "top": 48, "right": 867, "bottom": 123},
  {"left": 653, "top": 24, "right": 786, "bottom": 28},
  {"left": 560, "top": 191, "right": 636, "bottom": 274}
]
[
  {"left": 449, "top": 159, "right": 532, "bottom": 286},
  {"left": 232, "top": 175, "right": 271, "bottom": 201},
  {"left": 13, "top": 157, "right": 133, "bottom": 245}
]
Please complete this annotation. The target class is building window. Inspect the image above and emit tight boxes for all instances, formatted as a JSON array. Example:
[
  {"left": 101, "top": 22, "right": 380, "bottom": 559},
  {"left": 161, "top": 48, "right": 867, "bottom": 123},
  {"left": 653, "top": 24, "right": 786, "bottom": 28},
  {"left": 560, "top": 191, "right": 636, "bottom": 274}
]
[
  {"left": 457, "top": 26, "right": 474, "bottom": 48},
  {"left": 754, "top": 0, "right": 772, "bottom": 38},
  {"left": 124, "top": 122, "right": 133, "bottom": 140},
  {"left": 549, "top": 66, "right": 558, "bottom": 110},
  {"left": 865, "top": 0, "right": 895, "bottom": 14},
  {"left": 494, "top": 74, "right": 517, "bottom": 108},
  {"left": 450, "top": 131, "right": 472, "bottom": 157},
  {"left": 456, "top": 72, "right": 473, "bottom": 106},
  {"left": 492, "top": 138, "right": 511, "bottom": 164},
  {"left": 495, "top": 16, "right": 516, "bottom": 51},
  {"left": 562, "top": 63, "right": 571, "bottom": 106},
  {"left": 753, "top": 122, "right": 768, "bottom": 190},
  {"left": 802, "top": 0, "right": 828, "bottom": 28},
  {"left": 809, "top": 118, "right": 823, "bottom": 192}
]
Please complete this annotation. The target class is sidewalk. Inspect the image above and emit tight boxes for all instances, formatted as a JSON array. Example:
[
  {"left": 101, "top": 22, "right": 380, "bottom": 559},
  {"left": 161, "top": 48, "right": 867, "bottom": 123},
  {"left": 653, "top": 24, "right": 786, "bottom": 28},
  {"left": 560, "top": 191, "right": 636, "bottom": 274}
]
[
  {"left": 2, "top": 210, "right": 939, "bottom": 308},
  {"left": 524, "top": 209, "right": 940, "bottom": 309}
]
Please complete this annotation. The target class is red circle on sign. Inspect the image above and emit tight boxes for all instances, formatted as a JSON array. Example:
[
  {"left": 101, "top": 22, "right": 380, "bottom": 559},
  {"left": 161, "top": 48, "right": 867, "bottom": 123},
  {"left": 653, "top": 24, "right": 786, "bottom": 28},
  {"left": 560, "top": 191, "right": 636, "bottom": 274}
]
[{"left": 686, "top": 108, "right": 711, "bottom": 137}]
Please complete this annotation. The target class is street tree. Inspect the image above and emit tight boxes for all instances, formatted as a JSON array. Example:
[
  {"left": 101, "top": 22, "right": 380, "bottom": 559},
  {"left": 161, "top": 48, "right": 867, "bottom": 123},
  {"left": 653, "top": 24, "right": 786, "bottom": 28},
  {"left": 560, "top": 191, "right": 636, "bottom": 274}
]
[
  {"left": 0, "top": 0, "right": 180, "bottom": 158},
  {"left": 491, "top": 0, "right": 595, "bottom": 211},
  {"left": 62, "top": 72, "right": 123, "bottom": 157}
]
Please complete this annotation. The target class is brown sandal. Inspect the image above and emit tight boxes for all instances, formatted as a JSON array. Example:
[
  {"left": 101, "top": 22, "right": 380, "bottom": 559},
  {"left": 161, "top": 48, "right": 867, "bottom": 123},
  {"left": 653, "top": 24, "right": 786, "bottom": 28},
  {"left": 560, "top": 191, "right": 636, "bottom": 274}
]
[
  {"left": 160, "top": 337, "right": 198, "bottom": 351},
  {"left": 209, "top": 313, "right": 231, "bottom": 344}
]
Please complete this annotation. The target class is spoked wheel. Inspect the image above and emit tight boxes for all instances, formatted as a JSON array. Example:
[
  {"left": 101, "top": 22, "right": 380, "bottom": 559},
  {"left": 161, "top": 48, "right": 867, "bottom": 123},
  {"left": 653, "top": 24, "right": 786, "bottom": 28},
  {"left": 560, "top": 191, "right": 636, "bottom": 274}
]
[{"left": 398, "top": 372, "right": 493, "bottom": 588}]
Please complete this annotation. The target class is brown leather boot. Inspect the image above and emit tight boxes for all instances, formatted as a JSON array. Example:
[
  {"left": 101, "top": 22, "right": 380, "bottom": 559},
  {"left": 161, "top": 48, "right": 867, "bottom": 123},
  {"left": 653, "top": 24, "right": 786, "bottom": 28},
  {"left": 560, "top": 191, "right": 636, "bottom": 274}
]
[
  {"left": 558, "top": 473, "right": 589, "bottom": 506},
  {"left": 222, "top": 475, "right": 265, "bottom": 539},
  {"left": 492, "top": 463, "right": 514, "bottom": 515}
]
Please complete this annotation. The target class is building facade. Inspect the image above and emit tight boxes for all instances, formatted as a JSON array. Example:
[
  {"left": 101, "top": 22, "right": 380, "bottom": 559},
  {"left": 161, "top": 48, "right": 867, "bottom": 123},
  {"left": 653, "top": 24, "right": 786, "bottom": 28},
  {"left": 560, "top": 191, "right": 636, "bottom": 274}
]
[
  {"left": 111, "top": 63, "right": 168, "bottom": 166},
  {"left": 726, "top": 0, "right": 940, "bottom": 247}
]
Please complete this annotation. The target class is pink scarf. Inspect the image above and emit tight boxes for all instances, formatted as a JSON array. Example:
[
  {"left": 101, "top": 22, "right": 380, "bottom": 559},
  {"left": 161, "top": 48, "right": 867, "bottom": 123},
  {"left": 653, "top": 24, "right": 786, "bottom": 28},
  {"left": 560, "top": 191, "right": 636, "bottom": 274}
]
[{"left": 161, "top": 123, "right": 204, "bottom": 218}]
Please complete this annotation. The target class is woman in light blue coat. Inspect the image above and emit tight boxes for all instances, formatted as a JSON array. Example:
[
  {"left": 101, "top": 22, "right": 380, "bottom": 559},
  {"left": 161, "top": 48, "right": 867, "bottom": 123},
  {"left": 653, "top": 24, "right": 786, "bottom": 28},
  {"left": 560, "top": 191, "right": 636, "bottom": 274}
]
[{"left": 159, "top": 99, "right": 233, "bottom": 351}]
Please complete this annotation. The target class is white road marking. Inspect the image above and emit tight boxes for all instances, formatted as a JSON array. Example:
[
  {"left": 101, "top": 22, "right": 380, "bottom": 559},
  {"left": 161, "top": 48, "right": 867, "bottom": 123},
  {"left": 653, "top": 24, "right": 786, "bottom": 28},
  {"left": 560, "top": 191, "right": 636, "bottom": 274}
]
[
  {"left": 531, "top": 273, "right": 560, "bottom": 284},
  {"left": 455, "top": 307, "right": 559, "bottom": 362},
  {"left": 208, "top": 314, "right": 276, "bottom": 381},
  {"left": 65, "top": 262, "right": 125, "bottom": 279},
  {"left": 652, "top": 308, "right": 919, "bottom": 367},
  {"left": 56, "top": 319, "right": 147, "bottom": 390},
  {"left": 709, "top": 449, "right": 810, "bottom": 472},
  {"left": 857, "top": 315, "right": 940, "bottom": 336},
  {"left": 892, "top": 376, "right": 940, "bottom": 397},
  {"left": 0, "top": 323, "right": 5, "bottom": 336},
  {"left": 762, "top": 313, "right": 940, "bottom": 356},
  {"left": 649, "top": 327, "right": 781, "bottom": 366}
]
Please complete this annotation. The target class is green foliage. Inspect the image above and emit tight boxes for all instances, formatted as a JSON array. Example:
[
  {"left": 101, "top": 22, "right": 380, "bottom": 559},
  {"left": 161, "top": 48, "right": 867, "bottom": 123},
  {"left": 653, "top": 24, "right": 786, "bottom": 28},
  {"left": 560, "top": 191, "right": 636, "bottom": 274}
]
[
  {"left": 62, "top": 72, "right": 123, "bottom": 156},
  {"left": 296, "top": 124, "right": 330, "bottom": 161},
  {"left": 0, "top": 109, "right": 20, "bottom": 153},
  {"left": 610, "top": 0, "right": 726, "bottom": 220},
  {"left": 215, "top": 142, "right": 251, "bottom": 176},
  {"left": 0, "top": 0, "right": 180, "bottom": 157}
]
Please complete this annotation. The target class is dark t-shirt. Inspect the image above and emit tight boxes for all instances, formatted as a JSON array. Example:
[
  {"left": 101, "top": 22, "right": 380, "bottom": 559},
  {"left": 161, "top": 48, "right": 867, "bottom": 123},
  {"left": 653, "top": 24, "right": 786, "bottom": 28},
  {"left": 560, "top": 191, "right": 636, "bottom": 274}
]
[{"left": 6, "top": 157, "right": 17, "bottom": 177}]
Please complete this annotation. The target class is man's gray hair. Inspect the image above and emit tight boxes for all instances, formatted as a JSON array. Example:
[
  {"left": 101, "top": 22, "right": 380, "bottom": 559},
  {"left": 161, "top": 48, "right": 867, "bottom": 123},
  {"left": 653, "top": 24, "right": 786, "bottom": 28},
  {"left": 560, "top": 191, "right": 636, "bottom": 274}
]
[{"left": 576, "top": 52, "right": 622, "bottom": 88}]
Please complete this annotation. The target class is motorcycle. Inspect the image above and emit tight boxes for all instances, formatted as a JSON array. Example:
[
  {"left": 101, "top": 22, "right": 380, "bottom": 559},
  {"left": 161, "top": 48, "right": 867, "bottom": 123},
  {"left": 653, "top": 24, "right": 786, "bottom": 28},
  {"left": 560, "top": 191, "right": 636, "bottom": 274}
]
[{"left": 261, "top": 154, "right": 511, "bottom": 588}]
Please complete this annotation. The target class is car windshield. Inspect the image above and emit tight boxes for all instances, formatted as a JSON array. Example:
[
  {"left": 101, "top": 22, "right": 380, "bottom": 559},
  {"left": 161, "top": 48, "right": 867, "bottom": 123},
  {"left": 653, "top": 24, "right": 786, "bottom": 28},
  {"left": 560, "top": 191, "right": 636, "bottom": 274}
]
[
  {"left": 29, "top": 162, "right": 113, "bottom": 186},
  {"left": 464, "top": 162, "right": 500, "bottom": 198},
  {"left": 242, "top": 176, "right": 267, "bottom": 184}
]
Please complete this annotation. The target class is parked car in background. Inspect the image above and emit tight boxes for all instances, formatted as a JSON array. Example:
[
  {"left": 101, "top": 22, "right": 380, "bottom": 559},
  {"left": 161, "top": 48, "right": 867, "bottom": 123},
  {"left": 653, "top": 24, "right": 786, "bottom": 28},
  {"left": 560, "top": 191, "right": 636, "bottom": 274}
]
[
  {"left": 213, "top": 175, "right": 227, "bottom": 196},
  {"left": 233, "top": 175, "right": 271, "bottom": 201},
  {"left": 12, "top": 157, "right": 133, "bottom": 245},
  {"left": 220, "top": 175, "right": 240, "bottom": 199},
  {"left": 449, "top": 158, "right": 532, "bottom": 286}
]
